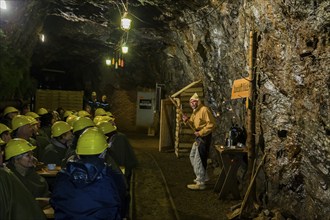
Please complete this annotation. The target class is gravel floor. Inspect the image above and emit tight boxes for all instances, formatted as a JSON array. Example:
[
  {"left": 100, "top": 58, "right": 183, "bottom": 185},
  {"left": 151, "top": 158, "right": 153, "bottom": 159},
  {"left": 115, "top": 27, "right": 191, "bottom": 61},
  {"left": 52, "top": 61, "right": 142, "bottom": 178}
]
[{"left": 128, "top": 133, "right": 240, "bottom": 220}]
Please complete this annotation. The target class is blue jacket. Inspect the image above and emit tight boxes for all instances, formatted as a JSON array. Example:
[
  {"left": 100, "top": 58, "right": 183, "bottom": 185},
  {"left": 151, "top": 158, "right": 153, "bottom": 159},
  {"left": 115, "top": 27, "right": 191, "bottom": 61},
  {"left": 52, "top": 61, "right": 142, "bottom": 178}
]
[{"left": 50, "top": 157, "right": 127, "bottom": 220}]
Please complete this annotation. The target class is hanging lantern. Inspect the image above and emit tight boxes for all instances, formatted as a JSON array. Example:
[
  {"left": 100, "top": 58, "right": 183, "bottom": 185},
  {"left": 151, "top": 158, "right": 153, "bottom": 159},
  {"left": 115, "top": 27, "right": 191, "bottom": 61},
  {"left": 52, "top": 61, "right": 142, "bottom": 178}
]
[
  {"left": 106, "top": 58, "right": 111, "bottom": 66},
  {"left": 115, "top": 61, "right": 118, "bottom": 69},
  {"left": 121, "top": 12, "right": 131, "bottom": 31},
  {"left": 0, "top": 0, "right": 7, "bottom": 10},
  {"left": 39, "top": 34, "right": 45, "bottom": 42},
  {"left": 122, "top": 45, "right": 128, "bottom": 54}
]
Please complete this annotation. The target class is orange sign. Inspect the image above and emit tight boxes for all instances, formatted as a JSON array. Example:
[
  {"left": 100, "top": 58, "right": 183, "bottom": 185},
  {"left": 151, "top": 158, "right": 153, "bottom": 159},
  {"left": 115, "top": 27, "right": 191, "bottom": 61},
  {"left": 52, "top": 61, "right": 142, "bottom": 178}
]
[{"left": 231, "top": 78, "right": 250, "bottom": 99}]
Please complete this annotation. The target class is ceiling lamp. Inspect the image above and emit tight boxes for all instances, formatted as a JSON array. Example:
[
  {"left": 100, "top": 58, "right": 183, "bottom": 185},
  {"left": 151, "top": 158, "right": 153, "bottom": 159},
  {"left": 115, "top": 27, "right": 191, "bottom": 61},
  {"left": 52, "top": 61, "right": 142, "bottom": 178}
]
[
  {"left": 39, "top": 34, "right": 45, "bottom": 42},
  {"left": 122, "top": 44, "right": 128, "bottom": 54},
  {"left": 105, "top": 58, "right": 111, "bottom": 66},
  {"left": 0, "top": 0, "right": 7, "bottom": 10},
  {"left": 120, "top": 12, "right": 131, "bottom": 31}
]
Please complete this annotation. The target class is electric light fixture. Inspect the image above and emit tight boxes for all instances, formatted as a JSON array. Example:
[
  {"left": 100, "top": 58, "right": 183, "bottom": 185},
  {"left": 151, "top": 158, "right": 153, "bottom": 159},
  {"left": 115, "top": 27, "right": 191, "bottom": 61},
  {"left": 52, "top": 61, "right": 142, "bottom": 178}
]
[
  {"left": 120, "top": 12, "right": 131, "bottom": 31},
  {"left": 0, "top": 0, "right": 7, "bottom": 10},
  {"left": 122, "top": 45, "right": 128, "bottom": 54},
  {"left": 106, "top": 58, "right": 111, "bottom": 66},
  {"left": 40, "top": 34, "right": 45, "bottom": 42}
]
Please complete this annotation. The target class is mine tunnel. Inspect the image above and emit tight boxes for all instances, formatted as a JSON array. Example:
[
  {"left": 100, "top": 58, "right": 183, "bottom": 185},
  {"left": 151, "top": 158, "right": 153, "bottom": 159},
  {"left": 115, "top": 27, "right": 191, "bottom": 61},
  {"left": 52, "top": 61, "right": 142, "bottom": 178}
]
[{"left": 0, "top": 0, "right": 329, "bottom": 219}]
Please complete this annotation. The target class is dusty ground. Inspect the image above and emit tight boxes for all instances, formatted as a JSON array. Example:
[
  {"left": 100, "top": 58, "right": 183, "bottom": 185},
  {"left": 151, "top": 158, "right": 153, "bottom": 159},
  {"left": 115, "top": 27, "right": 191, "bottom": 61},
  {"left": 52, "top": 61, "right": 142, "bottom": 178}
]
[{"left": 128, "top": 133, "right": 240, "bottom": 220}]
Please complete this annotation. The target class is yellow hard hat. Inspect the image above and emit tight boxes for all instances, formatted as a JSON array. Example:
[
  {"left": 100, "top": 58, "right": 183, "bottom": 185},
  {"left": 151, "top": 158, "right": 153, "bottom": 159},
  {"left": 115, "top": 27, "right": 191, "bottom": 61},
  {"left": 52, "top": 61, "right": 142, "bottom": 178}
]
[
  {"left": 0, "top": 123, "right": 11, "bottom": 134},
  {"left": 25, "top": 111, "right": 40, "bottom": 119},
  {"left": 66, "top": 114, "right": 78, "bottom": 127},
  {"left": 72, "top": 117, "right": 94, "bottom": 133},
  {"left": 25, "top": 116, "right": 38, "bottom": 125},
  {"left": 106, "top": 112, "right": 115, "bottom": 122},
  {"left": 51, "top": 121, "right": 72, "bottom": 137},
  {"left": 3, "top": 106, "right": 19, "bottom": 116},
  {"left": 76, "top": 127, "right": 107, "bottom": 155},
  {"left": 11, "top": 115, "right": 31, "bottom": 131},
  {"left": 5, "top": 138, "right": 36, "bottom": 160},
  {"left": 94, "top": 108, "right": 107, "bottom": 116},
  {"left": 106, "top": 111, "right": 114, "bottom": 117},
  {"left": 93, "top": 116, "right": 104, "bottom": 125},
  {"left": 97, "top": 121, "right": 117, "bottom": 135},
  {"left": 103, "top": 115, "right": 115, "bottom": 122},
  {"left": 63, "top": 110, "right": 73, "bottom": 118},
  {"left": 37, "top": 108, "right": 48, "bottom": 116},
  {"left": 78, "top": 110, "right": 91, "bottom": 118}
]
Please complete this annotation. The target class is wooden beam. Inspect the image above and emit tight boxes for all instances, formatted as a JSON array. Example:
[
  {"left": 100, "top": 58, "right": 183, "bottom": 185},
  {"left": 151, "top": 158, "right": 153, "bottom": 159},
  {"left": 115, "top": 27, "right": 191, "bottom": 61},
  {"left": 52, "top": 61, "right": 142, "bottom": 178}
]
[
  {"left": 245, "top": 30, "right": 257, "bottom": 210},
  {"left": 170, "top": 79, "right": 202, "bottom": 98}
]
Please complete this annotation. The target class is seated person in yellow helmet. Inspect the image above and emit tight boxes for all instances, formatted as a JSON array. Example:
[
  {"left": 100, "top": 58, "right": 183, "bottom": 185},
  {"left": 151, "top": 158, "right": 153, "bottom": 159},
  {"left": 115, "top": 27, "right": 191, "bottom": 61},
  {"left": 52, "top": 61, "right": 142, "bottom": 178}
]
[
  {"left": 5, "top": 138, "right": 50, "bottom": 198},
  {"left": 41, "top": 121, "right": 73, "bottom": 166},
  {"left": 51, "top": 128, "right": 128, "bottom": 219},
  {"left": 97, "top": 121, "right": 138, "bottom": 219},
  {"left": 11, "top": 115, "right": 43, "bottom": 159},
  {"left": 97, "top": 121, "right": 138, "bottom": 184},
  {"left": 0, "top": 141, "right": 46, "bottom": 220},
  {"left": 26, "top": 112, "right": 50, "bottom": 160},
  {"left": 11, "top": 115, "right": 34, "bottom": 140},
  {"left": 0, "top": 106, "right": 19, "bottom": 128},
  {"left": 61, "top": 117, "right": 95, "bottom": 167},
  {"left": 0, "top": 123, "right": 11, "bottom": 144},
  {"left": 38, "top": 112, "right": 55, "bottom": 141}
]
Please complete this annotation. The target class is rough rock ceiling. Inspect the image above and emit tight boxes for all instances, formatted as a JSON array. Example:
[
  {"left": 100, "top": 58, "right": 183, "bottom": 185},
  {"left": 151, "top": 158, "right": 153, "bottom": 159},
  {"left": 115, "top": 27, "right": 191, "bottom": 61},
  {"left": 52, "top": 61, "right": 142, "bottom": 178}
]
[{"left": 29, "top": 0, "right": 188, "bottom": 90}]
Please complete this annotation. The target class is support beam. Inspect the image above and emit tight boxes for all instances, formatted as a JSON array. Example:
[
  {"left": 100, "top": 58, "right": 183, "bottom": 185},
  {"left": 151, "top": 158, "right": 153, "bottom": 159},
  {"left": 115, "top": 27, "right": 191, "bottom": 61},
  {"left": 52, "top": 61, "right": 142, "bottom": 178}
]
[{"left": 245, "top": 30, "right": 257, "bottom": 210}]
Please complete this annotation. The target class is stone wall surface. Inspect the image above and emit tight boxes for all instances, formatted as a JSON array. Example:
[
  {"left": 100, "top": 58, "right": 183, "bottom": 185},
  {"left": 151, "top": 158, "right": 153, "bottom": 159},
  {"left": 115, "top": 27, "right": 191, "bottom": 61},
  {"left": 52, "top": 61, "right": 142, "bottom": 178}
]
[{"left": 161, "top": 0, "right": 330, "bottom": 218}]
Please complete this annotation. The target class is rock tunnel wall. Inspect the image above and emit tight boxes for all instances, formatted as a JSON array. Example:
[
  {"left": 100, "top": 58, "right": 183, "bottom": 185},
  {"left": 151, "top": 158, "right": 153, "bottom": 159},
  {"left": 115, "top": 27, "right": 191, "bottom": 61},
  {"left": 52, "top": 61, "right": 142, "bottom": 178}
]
[{"left": 161, "top": 1, "right": 329, "bottom": 218}]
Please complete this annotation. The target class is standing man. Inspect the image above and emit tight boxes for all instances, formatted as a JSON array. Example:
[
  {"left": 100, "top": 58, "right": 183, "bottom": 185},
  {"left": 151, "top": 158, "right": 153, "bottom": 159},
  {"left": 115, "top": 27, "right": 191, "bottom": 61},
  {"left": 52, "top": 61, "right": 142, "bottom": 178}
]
[
  {"left": 100, "top": 94, "right": 110, "bottom": 111},
  {"left": 88, "top": 91, "right": 100, "bottom": 113},
  {"left": 182, "top": 93, "right": 216, "bottom": 190}
]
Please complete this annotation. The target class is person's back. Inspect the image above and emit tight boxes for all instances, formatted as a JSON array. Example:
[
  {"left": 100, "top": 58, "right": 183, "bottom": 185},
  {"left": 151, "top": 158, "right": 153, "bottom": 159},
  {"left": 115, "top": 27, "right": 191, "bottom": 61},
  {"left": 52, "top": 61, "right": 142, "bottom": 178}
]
[
  {"left": 110, "top": 132, "right": 138, "bottom": 173},
  {"left": 50, "top": 127, "right": 127, "bottom": 220},
  {"left": 51, "top": 157, "right": 123, "bottom": 220}
]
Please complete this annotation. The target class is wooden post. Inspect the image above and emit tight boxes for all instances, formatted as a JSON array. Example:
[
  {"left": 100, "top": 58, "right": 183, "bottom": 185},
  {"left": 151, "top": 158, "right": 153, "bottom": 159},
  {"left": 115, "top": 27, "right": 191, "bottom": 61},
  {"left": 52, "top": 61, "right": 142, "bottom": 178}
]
[{"left": 245, "top": 31, "right": 257, "bottom": 207}]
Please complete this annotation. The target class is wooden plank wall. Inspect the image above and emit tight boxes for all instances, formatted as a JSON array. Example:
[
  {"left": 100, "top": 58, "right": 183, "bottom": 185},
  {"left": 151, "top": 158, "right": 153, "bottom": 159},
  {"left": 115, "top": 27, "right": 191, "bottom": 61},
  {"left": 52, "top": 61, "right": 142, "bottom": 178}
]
[
  {"left": 35, "top": 89, "right": 84, "bottom": 111},
  {"left": 159, "top": 99, "right": 175, "bottom": 152}
]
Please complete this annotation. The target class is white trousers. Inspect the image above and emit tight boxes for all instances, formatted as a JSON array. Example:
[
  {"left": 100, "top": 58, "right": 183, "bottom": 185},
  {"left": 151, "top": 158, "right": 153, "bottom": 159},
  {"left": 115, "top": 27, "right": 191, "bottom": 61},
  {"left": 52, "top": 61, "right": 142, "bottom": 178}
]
[{"left": 189, "top": 141, "right": 208, "bottom": 184}]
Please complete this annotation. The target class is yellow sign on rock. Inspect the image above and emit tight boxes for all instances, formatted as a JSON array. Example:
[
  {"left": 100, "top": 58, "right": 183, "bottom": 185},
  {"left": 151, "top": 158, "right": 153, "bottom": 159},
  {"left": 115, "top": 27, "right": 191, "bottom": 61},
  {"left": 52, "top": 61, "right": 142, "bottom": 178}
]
[{"left": 231, "top": 78, "right": 250, "bottom": 99}]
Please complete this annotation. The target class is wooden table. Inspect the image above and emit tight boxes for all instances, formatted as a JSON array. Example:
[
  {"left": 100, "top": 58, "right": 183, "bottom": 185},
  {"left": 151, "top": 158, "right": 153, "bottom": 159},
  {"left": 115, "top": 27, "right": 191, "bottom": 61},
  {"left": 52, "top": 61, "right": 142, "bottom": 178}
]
[
  {"left": 213, "top": 145, "right": 247, "bottom": 200},
  {"left": 37, "top": 166, "right": 61, "bottom": 192},
  {"left": 37, "top": 166, "right": 61, "bottom": 177}
]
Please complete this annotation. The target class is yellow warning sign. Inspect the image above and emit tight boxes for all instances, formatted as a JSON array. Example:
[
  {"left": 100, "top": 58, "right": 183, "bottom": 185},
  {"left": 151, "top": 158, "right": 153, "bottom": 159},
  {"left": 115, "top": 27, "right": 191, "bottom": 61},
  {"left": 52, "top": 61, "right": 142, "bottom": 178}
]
[{"left": 231, "top": 78, "right": 250, "bottom": 99}]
